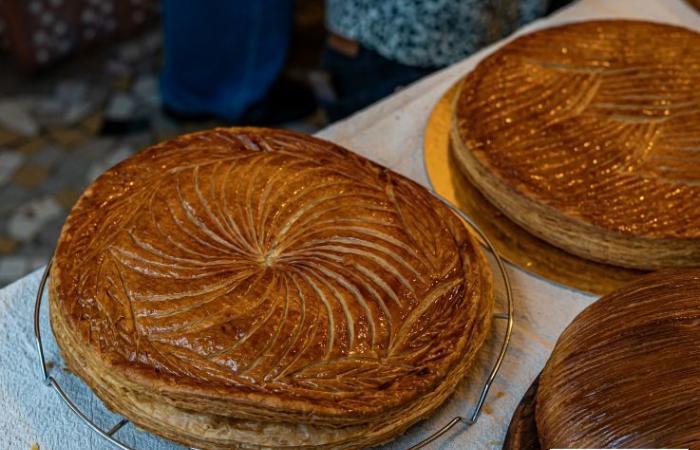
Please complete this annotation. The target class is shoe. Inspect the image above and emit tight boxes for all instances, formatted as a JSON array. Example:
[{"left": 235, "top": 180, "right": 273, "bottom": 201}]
[{"left": 161, "top": 75, "right": 318, "bottom": 128}]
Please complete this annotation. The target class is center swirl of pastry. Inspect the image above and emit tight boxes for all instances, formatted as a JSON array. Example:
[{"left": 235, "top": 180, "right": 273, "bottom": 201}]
[{"left": 74, "top": 132, "right": 472, "bottom": 389}]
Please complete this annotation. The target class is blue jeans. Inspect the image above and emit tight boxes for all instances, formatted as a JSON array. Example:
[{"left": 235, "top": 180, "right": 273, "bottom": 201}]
[{"left": 160, "top": 0, "right": 292, "bottom": 121}]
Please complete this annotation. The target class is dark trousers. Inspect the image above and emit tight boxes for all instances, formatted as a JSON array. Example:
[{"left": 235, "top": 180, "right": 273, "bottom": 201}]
[
  {"left": 160, "top": 0, "right": 293, "bottom": 121},
  {"left": 321, "top": 45, "right": 438, "bottom": 122}
]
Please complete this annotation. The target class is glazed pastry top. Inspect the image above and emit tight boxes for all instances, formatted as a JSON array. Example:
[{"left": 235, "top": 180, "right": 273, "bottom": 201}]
[
  {"left": 537, "top": 270, "right": 700, "bottom": 448},
  {"left": 51, "top": 127, "right": 491, "bottom": 417},
  {"left": 454, "top": 20, "right": 700, "bottom": 238}
]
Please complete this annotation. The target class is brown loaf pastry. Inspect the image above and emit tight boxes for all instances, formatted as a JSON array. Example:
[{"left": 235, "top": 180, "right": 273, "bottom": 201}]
[
  {"left": 451, "top": 20, "right": 700, "bottom": 270},
  {"left": 49, "top": 127, "right": 493, "bottom": 449},
  {"left": 503, "top": 378, "right": 540, "bottom": 450},
  {"left": 535, "top": 270, "right": 700, "bottom": 449}
]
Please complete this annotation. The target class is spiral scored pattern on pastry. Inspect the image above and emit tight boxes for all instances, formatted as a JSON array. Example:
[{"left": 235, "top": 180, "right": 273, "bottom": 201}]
[
  {"left": 49, "top": 128, "right": 493, "bottom": 449},
  {"left": 536, "top": 270, "right": 700, "bottom": 449},
  {"left": 452, "top": 20, "right": 700, "bottom": 269}
]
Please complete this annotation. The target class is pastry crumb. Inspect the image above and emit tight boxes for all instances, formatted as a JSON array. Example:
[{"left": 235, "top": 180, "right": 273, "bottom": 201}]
[{"left": 30, "top": 443, "right": 40, "bottom": 450}]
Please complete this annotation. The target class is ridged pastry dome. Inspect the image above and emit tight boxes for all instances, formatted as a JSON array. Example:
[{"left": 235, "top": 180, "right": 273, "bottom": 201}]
[
  {"left": 536, "top": 270, "right": 700, "bottom": 449},
  {"left": 452, "top": 20, "right": 700, "bottom": 269},
  {"left": 49, "top": 128, "right": 493, "bottom": 449}
]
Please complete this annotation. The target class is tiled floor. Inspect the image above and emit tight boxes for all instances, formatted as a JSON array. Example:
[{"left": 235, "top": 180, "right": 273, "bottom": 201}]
[{"left": 0, "top": 27, "right": 323, "bottom": 286}]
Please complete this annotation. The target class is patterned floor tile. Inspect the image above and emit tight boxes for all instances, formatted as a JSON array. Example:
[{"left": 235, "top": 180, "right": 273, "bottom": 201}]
[
  {"left": 0, "top": 185, "right": 33, "bottom": 216},
  {"left": 48, "top": 127, "right": 89, "bottom": 148},
  {"left": 12, "top": 164, "right": 49, "bottom": 188},
  {"left": 0, "top": 127, "right": 21, "bottom": 146},
  {"left": 0, "top": 256, "right": 29, "bottom": 284},
  {"left": 6, "top": 196, "right": 63, "bottom": 242},
  {"left": 112, "top": 75, "right": 132, "bottom": 91},
  {"left": 16, "top": 138, "right": 47, "bottom": 155},
  {"left": 0, "top": 152, "right": 24, "bottom": 186},
  {"left": 0, "top": 99, "right": 39, "bottom": 136},
  {"left": 0, "top": 237, "right": 18, "bottom": 254},
  {"left": 29, "top": 144, "right": 62, "bottom": 168},
  {"left": 54, "top": 188, "right": 81, "bottom": 210},
  {"left": 85, "top": 145, "right": 134, "bottom": 183},
  {"left": 81, "top": 112, "right": 104, "bottom": 135}
]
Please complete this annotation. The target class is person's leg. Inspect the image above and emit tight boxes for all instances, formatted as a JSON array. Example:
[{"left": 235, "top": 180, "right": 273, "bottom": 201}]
[
  {"left": 160, "top": 0, "right": 293, "bottom": 122},
  {"left": 321, "top": 44, "right": 437, "bottom": 122}
]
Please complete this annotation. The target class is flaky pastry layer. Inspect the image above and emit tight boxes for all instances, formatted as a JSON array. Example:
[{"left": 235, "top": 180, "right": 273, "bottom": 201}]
[{"left": 50, "top": 127, "right": 494, "bottom": 448}]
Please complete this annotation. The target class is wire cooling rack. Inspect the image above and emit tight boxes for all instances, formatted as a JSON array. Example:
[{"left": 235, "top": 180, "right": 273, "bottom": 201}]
[{"left": 33, "top": 193, "right": 514, "bottom": 450}]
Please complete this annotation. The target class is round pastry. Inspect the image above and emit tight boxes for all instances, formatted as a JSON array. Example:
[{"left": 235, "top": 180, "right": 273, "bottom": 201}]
[
  {"left": 502, "top": 377, "right": 540, "bottom": 450},
  {"left": 49, "top": 128, "right": 493, "bottom": 449},
  {"left": 451, "top": 20, "right": 700, "bottom": 270},
  {"left": 534, "top": 270, "right": 700, "bottom": 449}
]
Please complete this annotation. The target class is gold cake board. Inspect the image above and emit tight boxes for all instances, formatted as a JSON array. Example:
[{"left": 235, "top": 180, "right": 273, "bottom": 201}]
[{"left": 424, "top": 83, "right": 645, "bottom": 296}]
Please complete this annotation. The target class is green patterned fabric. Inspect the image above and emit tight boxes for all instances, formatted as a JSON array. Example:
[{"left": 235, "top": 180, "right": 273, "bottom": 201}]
[{"left": 326, "top": 0, "right": 549, "bottom": 67}]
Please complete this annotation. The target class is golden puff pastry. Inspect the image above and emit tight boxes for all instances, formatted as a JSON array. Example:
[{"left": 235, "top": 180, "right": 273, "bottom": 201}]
[
  {"left": 50, "top": 127, "right": 493, "bottom": 449},
  {"left": 503, "top": 269, "right": 700, "bottom": 450},
  {"left": 503, "top": 270, "right": 700, "bottom": 450},
  {"left": 451, "top": 20, "right": 700, "bottom": 270},
  {"left": 537, "top": 269, "right": 700, "bottom": 448}
]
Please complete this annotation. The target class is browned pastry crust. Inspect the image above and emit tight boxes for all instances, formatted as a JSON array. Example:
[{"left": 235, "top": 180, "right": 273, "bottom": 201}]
[
  {"left": 502, "top": 377, "right": 540, "bottom": 450},
  {"left": 452, "top": 20, "right": 700, "bottom": 270},
  {"left": 49, "top": 127, "right": 493, "bottom": 449},
  {"left": 536, "top": 270, "right": 700, "bottom": 449}
]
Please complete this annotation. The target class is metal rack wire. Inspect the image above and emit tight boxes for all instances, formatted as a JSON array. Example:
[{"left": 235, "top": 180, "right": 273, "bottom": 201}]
[{"left": 33, "top": 193, "right": 514, "bottom": 450}]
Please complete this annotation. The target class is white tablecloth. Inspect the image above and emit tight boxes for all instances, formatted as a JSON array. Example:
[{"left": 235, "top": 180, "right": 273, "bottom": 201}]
[{"left": 2, "top": 1, "right": 698, "bottom": 448}]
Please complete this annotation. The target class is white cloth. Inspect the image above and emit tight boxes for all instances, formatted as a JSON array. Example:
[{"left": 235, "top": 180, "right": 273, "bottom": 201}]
[{"left": 1, "top": 1, "right": 698, "bottom": 448}]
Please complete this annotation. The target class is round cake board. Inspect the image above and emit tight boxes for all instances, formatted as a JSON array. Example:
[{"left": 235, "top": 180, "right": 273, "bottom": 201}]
[
  {"left": 423, "top": 82, "right": 646, "bottom": 296},
  {"left": 503, "top": 376, "right": 541, "bottom": 450}
]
